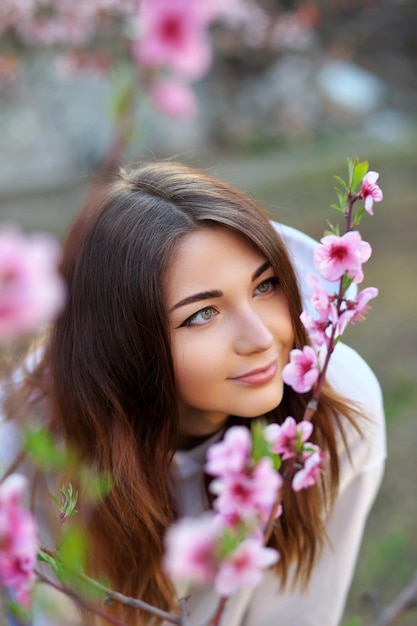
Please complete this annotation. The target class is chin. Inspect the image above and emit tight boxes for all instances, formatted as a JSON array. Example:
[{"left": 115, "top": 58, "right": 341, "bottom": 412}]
[{"left": 236, "top": 389, "right": 284, "bottom": 418}]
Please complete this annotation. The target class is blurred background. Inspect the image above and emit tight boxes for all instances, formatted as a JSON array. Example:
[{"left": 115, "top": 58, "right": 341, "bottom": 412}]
[{"left": 0, "top": 1, "right": 416, "bottom": 623}]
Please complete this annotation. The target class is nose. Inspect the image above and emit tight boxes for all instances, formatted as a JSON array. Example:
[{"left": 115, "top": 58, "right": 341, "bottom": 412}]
[{"left": 233, "top": 308, "right": 274, "bottom": 355}]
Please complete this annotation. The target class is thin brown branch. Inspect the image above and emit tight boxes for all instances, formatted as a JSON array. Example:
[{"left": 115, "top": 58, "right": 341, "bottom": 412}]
[
  {"left": 101, "top": 586, "right": 182, "bottom": 624},
  {"left": 38, "top": 545, "right": 182, "bottom": 625},
  {"left": 203, "top": 597, "right": 228, "bottom": 626},
  {"left": 179, "top": 597, "right": 194, "bottom": 626},
  {"left": 35, "top": 569, "right": 126, "bottom": 626},
  {"left": 375, "top": 569, "right": 417, "bottom": 626}
]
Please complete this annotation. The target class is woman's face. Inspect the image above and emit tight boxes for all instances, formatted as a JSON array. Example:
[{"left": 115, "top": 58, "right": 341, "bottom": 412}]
[{"left": 165, "top": 226, "right": 294, "bottom": 443}]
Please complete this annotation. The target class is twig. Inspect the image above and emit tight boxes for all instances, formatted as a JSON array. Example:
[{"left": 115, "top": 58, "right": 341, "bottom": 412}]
[
  {"left": 375, "top": 569, "right": 417, "bottom": 626},
  {"left": 263, "top": 495, "right": 283, "bottom": 544},
  {"left": 102, "top": 587, "right": 181, "bottom": 624},
  {"left": 35, "top": 569, "right": 126, "bottom": 626},
  {"left": 38, "top": 546, "right": 182, "bottom": 625},
  {"left": 203, "top": 597, "right": 228, "bottom": 626},
  {"left": 179, "top": 597, "right": 194, "bottom": 626}
]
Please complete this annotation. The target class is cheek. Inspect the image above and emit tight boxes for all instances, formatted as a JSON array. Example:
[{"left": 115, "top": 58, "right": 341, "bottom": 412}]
[{"left": 171, "top": 336, "right": 219, "bottom": 399}]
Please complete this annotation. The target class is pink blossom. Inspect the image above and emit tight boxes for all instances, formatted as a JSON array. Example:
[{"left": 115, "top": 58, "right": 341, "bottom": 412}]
[
  {"left": 0, "top": 227, "right": 66, "bottom": 341},
  {"left": 345, "top": 287, "right": 379, "bottom": 324},
  {"left": 0, "top": 474, "right": 39, "bottom": 608},
  {"left": 336, "top": 287, "right": 379, "bottom": 335},
  {"left": 150, "top": 79, "right": 197, "bottom": 118},
  {"left": 292, "top": 448, "right": 328, "bottom": 491},
  {"left": 314, "top": 231, "right": 372, "bottom": 284},
  {"left": 300, "top": 304, "right": 349, "bottom": 347},
  {"left": 135, "top": 0, "right": 212, "bottom": 79},
  {"left": 300, "top": 274, "right": 338, "bottom": 347},
  {"left": 205, "top": 426, "right": 252, "bottom": 478},
  {"left": 282, "top": 346, "right": 319, "bottom": 393},
  {"left": 306, "top": 273, "right": 333, "bottom": 321},
  {"left": 264, "top": 417, "right": 313, "bottom": 460},
  {"left": 211, "top": 457, "right": 282, "bottom": 525},
  {"left": 360, "top": 171, "right": 383, "bottom": 215},
  {"left": 163, "top": 514, "right": 220, "bottom": 584},
  {"left": 214, "top": 538, "right": 278, "bottom": 596},
  {"left": 300, "top": 311, "right": 329, "bottom": 348}
]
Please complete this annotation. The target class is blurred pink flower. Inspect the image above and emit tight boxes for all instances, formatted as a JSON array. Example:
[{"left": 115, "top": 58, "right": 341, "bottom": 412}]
[
  {"left": 211, "top": 457, "right": 282, "bottom": 524},
  {"left": 292, "top": 448, "right": 328, "bottom": 491},
  {"left": 282, "top": 346, "right": 319, "bottom": 393},
  {"left": 163, "top": 514, "right": 219, "bottom": 584},
  {"left": 0, "top": 474, "right": 38, "bottom": 608},
  {"left": 0, "top": 227, "right": 65, "bottom": 341},
  {"left": 13, "top": 1, "right": 137, "bottom": 46},
  {"left": 0, "top": 0, "right": 37, "bottom": 35},
  {"left": 135, "top": 0, "right": 212, "bottom": 79},
  {"left": 214, "top": 538, "right": 278, "bottom": 596},
  {"left": 150, "top": 79, "right": 197, "bottom": 117},
  {"left": 314, "top": 231, "right": 372, "bottom": 284},
  {"left": 360, "top": 171, "right": 383, "bottom": 215},
  {"left": 205, "top": 426, "right": 252, "bottom": 478},
  {"left": 264, "top": 417, "right": 313, "bottom": 460}
]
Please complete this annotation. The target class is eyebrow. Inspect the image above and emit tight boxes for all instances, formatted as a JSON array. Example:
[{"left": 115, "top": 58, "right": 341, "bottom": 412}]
[{"left": 169, "top": 260, "right": 272, "bottom": 312}]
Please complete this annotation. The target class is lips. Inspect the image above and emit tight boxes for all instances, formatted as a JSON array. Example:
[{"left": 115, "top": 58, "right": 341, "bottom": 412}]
[{"left": 231, "top": 360, "right": 278, "bottom": 386}]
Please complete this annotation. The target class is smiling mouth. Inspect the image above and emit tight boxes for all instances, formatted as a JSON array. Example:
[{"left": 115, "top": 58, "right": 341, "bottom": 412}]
[{"left": 231, "top": 361, "right": 278, "bottom": 386}]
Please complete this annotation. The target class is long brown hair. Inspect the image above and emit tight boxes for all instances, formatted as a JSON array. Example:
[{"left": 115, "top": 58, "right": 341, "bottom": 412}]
[{"left": 19, "top": 162, "right": 359, "bottom": 623}]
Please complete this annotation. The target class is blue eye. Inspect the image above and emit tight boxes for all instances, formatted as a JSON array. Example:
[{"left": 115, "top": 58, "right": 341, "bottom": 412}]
[
  {"left": 181, "top": 307, "right": 217, "bottom": 327},
  {"left": 254, "top": 277, "right": 278, "bottom": 295}
]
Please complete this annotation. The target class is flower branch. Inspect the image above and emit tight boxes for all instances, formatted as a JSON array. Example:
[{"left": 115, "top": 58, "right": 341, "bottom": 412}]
[{"left": 38, "top": 545, "right": 183, "bottom": 626}]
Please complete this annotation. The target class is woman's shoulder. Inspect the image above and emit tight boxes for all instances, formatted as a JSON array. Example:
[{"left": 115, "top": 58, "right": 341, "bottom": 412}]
[
  {"left": 326, "top": 341, "right": 383, "bottom": 411},
  {"left": 326, "top": 341, "right": 386, "bottom": 485}
]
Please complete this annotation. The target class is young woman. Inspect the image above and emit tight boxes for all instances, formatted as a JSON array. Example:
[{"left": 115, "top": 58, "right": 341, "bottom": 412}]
[{"left": 1, "top": 161, "right": 386, "bottom": 626}]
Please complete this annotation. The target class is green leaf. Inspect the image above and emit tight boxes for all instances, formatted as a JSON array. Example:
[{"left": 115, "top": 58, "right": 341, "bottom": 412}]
[
  {"left": 108, "top": 68, "right": 136, "bottom": 121},
  {"left": 219, "top": 527, "right": 243, "bottom": 558},
  {"left": 250, "top": 421, "right": 282, "bottom": 470},
  {"left": 326, "top": 221, "right": 340, "bottom": 236},
  {"left": 58, "top": 483, "right": 79, "bottom": 518},
  {"left": 25, "top": 428, "right": 68, "bottom": 471},
  {"left": 4, "top": 598, "right": 30, "bottom": 621},
  {"left": 343, "top": 618, "right": 362, "bottom": 626},
  {"left": 334, "top": 186, "right": 346, "bottom": 209},
  {"left": 333, "top": 175, "right": 348, "bottom": 191},
  {"left": 352, "top": 207, "right": 365, "bottom": 228},
  {"left": 37, "top": 550, "right": 56, "bottom": 567},
  {"left": 330, "top": 203, "right": 344, "bottom": 213},
  {"left": 352, "top": 160, "right": 369, "bottom": 192},
  {"left": 341, "top": 274, "right": 354, "bottom": 293},
  {"left": 250, "top": 420, "right": 269, "bottom": 462},
  {"left": 57, "top": 526, "right": 87, "bottom": 575},
  {"left": 50, "top": 493, "right": 60, "bottom": 507},
  {"left": 79, "top": 468, "right": 113, "bottom": 503}
]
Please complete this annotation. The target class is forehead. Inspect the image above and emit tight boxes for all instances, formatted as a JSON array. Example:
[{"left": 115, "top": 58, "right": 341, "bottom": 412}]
[{"left": 165, "top": 227, "right": 266, "bottom": 303}]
